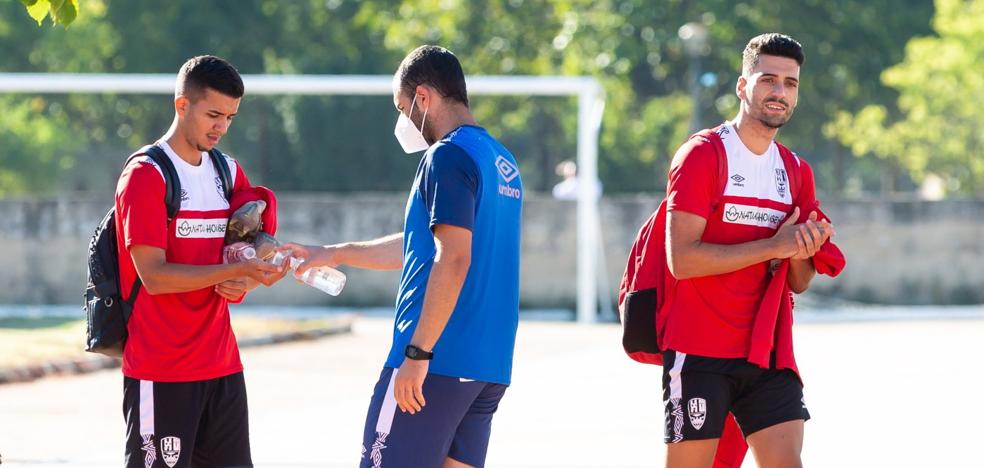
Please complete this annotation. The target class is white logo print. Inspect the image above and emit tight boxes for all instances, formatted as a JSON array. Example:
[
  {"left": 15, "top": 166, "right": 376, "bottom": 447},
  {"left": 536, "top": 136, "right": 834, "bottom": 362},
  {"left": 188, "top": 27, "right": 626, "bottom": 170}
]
[
  {"left": 371, "top": 432, "right": 388, "bottom": 468},
  {"left": 495, "top": 155, "right": 519, "bottom": 182},
  {"left": 722, "top": 203, "right": 787, "bottom": 229},
  {"left": 668, "top": 398, "right": 684, "bottom": 443},
  {"left": 160, "top": 436, "right": 181, "bottom": 467},
  {"left": 688, "top": 398, "right": 707, "bottom": 430},
  {"left": 396, "top": 319, "right": 413, "bottom": 333},
  {"left": 141, "top": 434, "right": 156, "bottom": 468},
  {"left": 174, "top": 218, "right": 228, "bottom": 239}
]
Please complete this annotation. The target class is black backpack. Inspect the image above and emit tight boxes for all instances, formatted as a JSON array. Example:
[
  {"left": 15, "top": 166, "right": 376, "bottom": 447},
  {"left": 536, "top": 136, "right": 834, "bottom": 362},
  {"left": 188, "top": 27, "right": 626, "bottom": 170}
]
[{"left": 84, "top": 144, "right": 233, "bottom": 357}]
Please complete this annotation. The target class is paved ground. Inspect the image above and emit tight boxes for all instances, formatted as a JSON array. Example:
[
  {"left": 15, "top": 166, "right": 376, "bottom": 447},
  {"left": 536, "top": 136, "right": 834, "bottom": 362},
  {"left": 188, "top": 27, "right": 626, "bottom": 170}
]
[{"left": 1, "top": 316, "right": 982, "bottom": 467}]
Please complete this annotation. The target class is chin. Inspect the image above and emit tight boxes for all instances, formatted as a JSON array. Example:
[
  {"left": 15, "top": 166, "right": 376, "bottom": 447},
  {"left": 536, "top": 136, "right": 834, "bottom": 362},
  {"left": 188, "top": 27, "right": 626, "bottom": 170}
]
[{"left": 758, "top": 114, "right": 791, "bottom": 129}]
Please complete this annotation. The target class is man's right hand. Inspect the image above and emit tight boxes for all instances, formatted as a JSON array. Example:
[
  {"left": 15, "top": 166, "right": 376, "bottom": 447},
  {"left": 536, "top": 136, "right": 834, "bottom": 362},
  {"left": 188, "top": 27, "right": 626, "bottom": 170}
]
[
  {"left": 772, "top": 207, "right": 833, "bottom": 259},
  {"left": 237, "top": 258, "right": 287, "bottom": 286},
  {"left": 277, "top": 242, "right": 345, "bottom": 275}
]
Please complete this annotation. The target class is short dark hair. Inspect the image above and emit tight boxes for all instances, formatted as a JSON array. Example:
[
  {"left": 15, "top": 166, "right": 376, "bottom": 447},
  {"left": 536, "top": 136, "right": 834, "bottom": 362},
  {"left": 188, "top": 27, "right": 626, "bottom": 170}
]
[
  {"left": 742, "top": 33, "right": 804, "bottom": 76},
  {"left": 175, "top": 55, "right": 244, "bottom": 101},
  {"left": 395, "top": 45, "right": 469, "bottom": 107}
]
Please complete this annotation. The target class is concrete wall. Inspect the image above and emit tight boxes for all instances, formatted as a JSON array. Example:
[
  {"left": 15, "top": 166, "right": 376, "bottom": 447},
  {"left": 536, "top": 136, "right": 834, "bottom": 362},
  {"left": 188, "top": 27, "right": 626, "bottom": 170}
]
[{"left": 1, "top": 193, "right": 981, "bottom": 307}]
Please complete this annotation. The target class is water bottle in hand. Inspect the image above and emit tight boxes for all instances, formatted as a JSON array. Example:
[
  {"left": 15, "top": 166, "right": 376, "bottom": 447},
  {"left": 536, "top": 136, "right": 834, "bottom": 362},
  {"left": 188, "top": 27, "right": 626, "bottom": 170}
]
[
  {"left": 224, "top": 242, "right": 257, "bottom": 264},
  {"left": 270, "top": 251, "right": 346, "bottom": 296}
]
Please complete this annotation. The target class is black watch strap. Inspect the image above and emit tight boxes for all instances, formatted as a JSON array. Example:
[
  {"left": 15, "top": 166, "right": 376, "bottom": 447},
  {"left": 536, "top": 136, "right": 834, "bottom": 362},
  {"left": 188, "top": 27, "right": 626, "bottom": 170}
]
[{"left": 405, "top": 345, "right": 434, "bottom": 361}]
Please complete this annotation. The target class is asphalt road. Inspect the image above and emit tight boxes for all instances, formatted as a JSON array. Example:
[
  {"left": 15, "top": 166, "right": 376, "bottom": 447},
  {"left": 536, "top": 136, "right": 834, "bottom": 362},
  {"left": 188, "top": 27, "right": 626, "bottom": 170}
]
[{"left": 1, "top": 316, "right": 981, "bottom": 467}]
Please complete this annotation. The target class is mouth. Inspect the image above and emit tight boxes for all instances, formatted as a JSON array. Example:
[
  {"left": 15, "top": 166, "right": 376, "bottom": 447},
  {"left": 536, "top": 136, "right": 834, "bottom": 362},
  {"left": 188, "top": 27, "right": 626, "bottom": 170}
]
[
  {"left": 764, "top": 102, "right": 787, "bottom": 113},
  {"left": 206, "top": 135, "right": 221, "bottom": 145}
]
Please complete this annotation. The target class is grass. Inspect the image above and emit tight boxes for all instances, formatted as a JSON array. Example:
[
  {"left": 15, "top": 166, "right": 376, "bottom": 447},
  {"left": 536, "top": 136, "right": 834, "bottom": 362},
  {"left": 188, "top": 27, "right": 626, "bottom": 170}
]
[{"left": 0, "top": 315, "right": 347, "bottom": 368}]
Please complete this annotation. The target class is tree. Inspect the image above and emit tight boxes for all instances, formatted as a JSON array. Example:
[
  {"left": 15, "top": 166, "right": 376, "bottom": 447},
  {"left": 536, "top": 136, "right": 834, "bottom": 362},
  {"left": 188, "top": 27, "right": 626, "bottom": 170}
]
[
  {"left": 0, "top": 0, "right": 937, "bottom": 196},
  {"left": 21, "top": 0, "right": 79, "bottom": 26},
  {"left": 826, "top": 0, "right": 984, "bottom": 195}
]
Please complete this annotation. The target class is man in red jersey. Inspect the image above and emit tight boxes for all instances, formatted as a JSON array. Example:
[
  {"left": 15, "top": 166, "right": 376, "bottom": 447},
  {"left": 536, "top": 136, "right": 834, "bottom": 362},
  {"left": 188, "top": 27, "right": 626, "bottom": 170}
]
[
  {"left": 662, "top": 34, "right": 838, "bottom": 468},
  {"left": 115, "top": 55, "right": 284, "bottom": 468}
]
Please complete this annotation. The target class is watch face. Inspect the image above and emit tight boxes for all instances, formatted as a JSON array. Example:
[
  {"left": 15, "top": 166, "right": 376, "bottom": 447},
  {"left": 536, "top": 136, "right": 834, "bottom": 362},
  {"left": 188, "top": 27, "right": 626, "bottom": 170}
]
[{"left": 407, "top": 347, "right": 419, "bottom": 358}]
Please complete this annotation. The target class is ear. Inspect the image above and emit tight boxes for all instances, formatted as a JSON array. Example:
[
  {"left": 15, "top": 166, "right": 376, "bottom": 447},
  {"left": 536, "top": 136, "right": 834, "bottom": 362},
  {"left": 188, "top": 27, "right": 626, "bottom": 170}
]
[
  {"left": 736, "top": 75, "right": 748, "bottom": 102},
  {"left": 174, "top": 95, "right": 189, "bottom": 118},
  {"left": 414, "top": 84, "right": 435, "bottom": 110}
]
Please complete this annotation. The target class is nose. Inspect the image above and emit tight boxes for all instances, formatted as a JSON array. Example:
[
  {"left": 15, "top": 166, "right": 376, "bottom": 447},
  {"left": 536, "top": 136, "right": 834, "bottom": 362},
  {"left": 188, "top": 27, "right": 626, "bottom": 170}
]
[
  {"left": 770, "top": 82, "right": 787, "bottom": 100},
  {"left": 214, "top": 118, "right": 229, "bottom": 135}
]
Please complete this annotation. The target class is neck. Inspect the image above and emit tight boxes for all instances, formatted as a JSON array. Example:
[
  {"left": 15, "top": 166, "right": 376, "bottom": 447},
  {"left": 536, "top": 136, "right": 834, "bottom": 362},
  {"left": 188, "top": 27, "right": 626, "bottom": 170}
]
[
  {"left": 732, "top": 110, "right": 778, "bottom": 155},
  {"left": 162, "top": 119, "right": 203, "bottom": 166},
  {"left": 428, "top": 104, "right": 478, "bottom": 142}
]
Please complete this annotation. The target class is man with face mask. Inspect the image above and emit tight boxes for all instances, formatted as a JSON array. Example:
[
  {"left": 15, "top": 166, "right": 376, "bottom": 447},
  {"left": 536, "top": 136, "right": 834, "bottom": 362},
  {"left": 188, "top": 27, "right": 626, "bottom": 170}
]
[
  {"left": 658, "top": 34, "right": 844, "bottom": 467},
  {"left": 282, "top": 45, "right": 523, "bottom": 468}
]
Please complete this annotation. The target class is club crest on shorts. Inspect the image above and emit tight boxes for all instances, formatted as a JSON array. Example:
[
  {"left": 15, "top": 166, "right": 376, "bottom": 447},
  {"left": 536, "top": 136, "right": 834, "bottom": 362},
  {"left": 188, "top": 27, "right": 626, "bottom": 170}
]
[
  {"left": 160, "top": 436, "right": 181, "bottom": 467},
  {"left": 688, "top": 397, "right": 707, "bottom": 431}
]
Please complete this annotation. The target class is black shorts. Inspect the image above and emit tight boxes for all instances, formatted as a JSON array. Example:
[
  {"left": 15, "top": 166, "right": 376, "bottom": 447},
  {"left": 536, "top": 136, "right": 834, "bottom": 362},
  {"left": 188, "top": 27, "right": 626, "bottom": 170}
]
[
  {"left": 123, "top": 372, "right": 251, "bottom": 468},
  {"left": 662, "top": 350, "right": 809, "bottom": 443}
]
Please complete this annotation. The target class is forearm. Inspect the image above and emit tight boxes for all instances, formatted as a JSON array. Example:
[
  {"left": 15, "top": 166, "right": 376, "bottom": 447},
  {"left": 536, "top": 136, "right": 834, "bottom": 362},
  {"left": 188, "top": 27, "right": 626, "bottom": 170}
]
[
  {"left": 139, "top": 261, "right": 244, "bottom": 295},
  {"left": 337, "top": 233, "right": 404, "bottom": 270},
  {"left": 669, "top": 237, "right": 779, "bottom": 279},
  {"left": 408, "top": 253, "right": 470, "bottom": 351},
  {"left": 786, "top": 257, "right": 816, "bottom": 294}
]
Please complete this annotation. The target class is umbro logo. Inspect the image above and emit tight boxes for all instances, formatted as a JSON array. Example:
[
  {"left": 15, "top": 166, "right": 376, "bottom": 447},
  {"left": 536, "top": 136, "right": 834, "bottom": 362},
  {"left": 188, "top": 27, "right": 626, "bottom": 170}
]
[
  {"left": 730, "top": 174, "right": 746, "bottom": 187},
  {"left": 495, "top": 156, "right": 519, "bottom": 183}
]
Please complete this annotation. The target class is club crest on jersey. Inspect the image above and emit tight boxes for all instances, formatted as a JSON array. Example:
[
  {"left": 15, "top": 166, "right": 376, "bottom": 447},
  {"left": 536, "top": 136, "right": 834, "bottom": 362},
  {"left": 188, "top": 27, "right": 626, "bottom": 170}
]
[
  {"left": 775, "top": 168, "right": 788, "bottom": 198},
  {"left": 688, "top": 397, "right": 707, "bottom": 430},
  {"left": 160, "top": 436, "right": 181, "bottom": 467}
]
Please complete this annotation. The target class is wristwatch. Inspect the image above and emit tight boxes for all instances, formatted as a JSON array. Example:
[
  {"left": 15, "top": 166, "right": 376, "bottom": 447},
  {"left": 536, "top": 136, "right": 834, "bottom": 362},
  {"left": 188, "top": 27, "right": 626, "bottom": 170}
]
[{"left": 405, "top": 345, "right": 434, "bottom": 361}]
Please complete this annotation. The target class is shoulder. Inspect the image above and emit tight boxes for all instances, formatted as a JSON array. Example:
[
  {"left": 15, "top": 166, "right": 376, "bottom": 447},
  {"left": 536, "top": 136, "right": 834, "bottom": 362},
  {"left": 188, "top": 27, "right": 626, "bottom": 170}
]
[
  {"left": 428, "top": 142, "right": 478, "bottom": 174},
  {"left": 121, "top": 157, "right": 165, "bottom": 184},
  {"left": 670, "top": 132, "right": 720, "bottom": 174},
  {"left": 775, "top": 141, "right": 815, "bottom": 179}
]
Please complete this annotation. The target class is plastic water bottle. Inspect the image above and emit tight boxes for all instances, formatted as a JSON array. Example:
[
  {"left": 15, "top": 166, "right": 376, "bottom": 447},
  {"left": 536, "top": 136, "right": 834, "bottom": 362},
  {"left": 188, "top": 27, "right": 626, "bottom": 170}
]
[
  {"left": 270, "top": 251, "right": 346, "bottom": 296},
  {"left": 224, "top": 243, "right": 257, "bottom": 263}
]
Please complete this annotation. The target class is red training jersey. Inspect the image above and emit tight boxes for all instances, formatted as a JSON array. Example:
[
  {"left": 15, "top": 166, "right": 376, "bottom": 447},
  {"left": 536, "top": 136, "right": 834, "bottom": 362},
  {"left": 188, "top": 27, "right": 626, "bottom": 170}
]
[
  {"left": 115, "top": 140, "right": 250, "bottom": 382},
  {"left": 663, "top": 123, "right": 799, "bottom": 358}
]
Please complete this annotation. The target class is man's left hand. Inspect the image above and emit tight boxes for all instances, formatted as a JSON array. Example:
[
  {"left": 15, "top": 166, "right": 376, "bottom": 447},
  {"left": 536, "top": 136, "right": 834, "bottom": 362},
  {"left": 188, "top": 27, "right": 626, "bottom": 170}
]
[
  {"left": 393, "top": 358, "right": 428, "bottom": 415},
  {"left": 215, "top": 277, "right": 250, "bottom": 300}
]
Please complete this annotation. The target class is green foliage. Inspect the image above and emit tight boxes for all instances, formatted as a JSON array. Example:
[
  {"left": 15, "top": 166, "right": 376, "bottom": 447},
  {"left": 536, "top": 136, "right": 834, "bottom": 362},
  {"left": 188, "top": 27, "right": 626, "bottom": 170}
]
[
  {"left": 827, "top": 0, "right": 984, "bottom": 195},
  {"left": 0, "top": 0, "right": 937, "bottom": 196},
  {"left": 21, "top": 0, "right": 79, "bottom": 27}
]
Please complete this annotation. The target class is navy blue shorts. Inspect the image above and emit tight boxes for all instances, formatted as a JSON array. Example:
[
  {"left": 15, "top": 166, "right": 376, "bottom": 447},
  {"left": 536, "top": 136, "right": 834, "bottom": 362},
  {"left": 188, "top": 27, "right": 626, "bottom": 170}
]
[{"left": 359, "top": 367, "right": 508, "bottom": 468}]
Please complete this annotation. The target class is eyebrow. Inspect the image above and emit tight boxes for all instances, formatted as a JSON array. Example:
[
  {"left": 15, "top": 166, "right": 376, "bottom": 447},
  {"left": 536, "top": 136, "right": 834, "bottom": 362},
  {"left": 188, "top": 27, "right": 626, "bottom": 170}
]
[
  {"left": 760, "top": 73, "right": 799, "bottom": 84},
  {"left": 207, "top": 109, "right": 237, "bottom": 117}
]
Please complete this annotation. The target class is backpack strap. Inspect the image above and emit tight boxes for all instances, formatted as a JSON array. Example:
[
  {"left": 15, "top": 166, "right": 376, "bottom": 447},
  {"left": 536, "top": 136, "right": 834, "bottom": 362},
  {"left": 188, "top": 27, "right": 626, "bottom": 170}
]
[
  {"left": 688, "top": 124, "right": 729, "bottom": 208},
  {"left": 128, "top": 145, "right": 182, "bottom": 220},
  {"left": 208, "top": 148, "right": 234, "bottom": 201},
  {"left": 120, "top": 144, "right": 182, "bottom": 308}
]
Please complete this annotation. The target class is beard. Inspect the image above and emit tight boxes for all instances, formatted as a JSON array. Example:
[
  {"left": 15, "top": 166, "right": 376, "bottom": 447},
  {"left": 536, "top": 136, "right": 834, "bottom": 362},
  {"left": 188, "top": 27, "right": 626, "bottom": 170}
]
[{"left": 754, "top": 98, "right": 794, "bottom": 129}]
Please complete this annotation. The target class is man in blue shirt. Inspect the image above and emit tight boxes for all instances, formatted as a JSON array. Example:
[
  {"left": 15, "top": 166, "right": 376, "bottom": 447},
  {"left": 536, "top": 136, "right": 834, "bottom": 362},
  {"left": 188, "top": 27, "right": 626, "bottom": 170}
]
[{"left": 284, "top": 45, "right": 523, "bottom": 468}]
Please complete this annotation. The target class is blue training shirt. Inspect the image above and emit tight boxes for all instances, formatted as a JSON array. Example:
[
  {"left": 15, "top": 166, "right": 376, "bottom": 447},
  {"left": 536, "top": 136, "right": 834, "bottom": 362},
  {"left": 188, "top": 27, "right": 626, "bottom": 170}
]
[{"left": 384, "top": 125, "right": 523, "bottom": 385}]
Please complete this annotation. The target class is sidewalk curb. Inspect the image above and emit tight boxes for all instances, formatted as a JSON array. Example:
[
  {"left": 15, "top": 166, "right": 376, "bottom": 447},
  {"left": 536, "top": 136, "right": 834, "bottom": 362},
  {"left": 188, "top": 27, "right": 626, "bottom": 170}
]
[{"left": 0, "top": 318, "right": 353, "bottom": 386}]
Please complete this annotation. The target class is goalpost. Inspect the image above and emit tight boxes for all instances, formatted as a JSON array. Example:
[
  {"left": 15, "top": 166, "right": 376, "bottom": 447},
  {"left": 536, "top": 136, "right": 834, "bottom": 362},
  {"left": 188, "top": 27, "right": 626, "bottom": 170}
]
[{"left": 0, "top": 73, "right": 606, "bottom": 323}]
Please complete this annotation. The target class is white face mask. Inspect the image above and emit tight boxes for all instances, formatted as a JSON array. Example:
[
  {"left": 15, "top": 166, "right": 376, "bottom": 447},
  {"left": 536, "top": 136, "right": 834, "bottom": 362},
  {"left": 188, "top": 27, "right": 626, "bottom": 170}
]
[{"left": 394, "top": 94, "right": 430, "bottom": 154}]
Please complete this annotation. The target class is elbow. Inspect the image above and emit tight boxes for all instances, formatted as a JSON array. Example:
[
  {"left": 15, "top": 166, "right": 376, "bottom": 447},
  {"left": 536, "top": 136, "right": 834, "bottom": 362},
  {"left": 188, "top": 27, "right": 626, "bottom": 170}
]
[
  {"left": 437, "top": 250, "right": 471, "bottom": 275},
  {"left": 666, "top": 250, "right": 694, "bottom": 280},
  {"left": 139, "top": 277, "right": 164, "bottom": 296}
]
